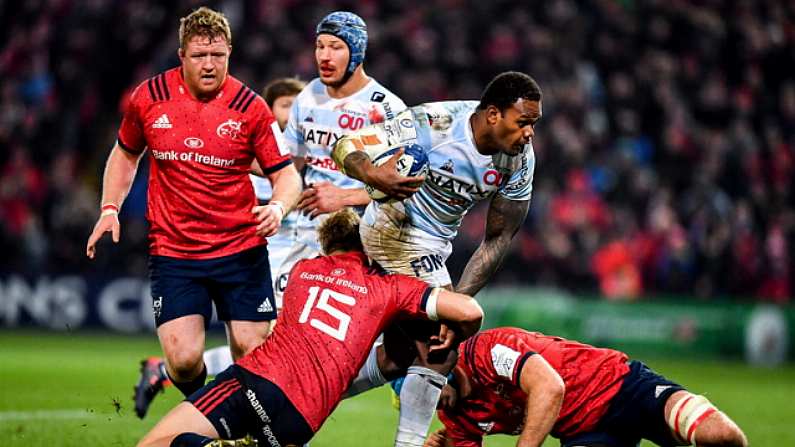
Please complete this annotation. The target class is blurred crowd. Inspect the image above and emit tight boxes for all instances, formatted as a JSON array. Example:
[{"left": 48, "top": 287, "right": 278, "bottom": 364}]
[{"left": 1, "top": 0, "right": 793, "bottom": 302}]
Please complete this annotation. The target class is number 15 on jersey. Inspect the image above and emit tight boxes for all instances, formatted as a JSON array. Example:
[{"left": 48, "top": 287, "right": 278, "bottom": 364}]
[{"left": 299, "top": 286, "right": 357, "bottom": 341}]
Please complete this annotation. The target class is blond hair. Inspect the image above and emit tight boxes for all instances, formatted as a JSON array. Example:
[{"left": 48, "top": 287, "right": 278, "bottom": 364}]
[
  {"left": 179, "top": 7, "right": 232, "bottom": 49},
  {"left": 317, "top": 208, "right": 363, "bottom": 255}
]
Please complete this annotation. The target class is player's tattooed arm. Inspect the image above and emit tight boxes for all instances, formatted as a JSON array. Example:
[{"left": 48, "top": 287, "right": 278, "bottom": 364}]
[
  {"left": 456, "top": 195, "right": 530, "bottom": 296},
  {"left": 341, "top": 150, "right": 372, "bottom": 182}
]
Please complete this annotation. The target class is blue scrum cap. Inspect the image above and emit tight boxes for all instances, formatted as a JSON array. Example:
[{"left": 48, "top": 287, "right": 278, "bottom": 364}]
[{"left": 316, "top": 11, "right": 368, "bottom": 75}]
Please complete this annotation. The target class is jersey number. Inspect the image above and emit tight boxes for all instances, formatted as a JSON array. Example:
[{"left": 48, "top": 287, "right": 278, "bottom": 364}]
[{"left": 298, "top": 286, "right": 356, "bottom": 341}]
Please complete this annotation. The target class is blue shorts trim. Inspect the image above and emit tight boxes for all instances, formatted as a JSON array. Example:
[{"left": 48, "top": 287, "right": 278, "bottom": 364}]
[
  {"left": 562, "top": 360, "right": 685, "bottom": 447},
  {"left": 187, "top": 365, "right": 313, "bottom": 446},
  {"left": 149, "top": 245, "right": 276, "bottom": 327}
]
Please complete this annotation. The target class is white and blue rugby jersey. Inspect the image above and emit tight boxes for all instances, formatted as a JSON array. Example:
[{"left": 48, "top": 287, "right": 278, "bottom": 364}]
[
  {"left": 283, "top": 78, "right": 406, "bottom": 237},
  {"left": 363, "top": 101, "right": 535, "bottom": 241},
  {"left": 249, "top": 173, "right": 297, "bottom": 277}
]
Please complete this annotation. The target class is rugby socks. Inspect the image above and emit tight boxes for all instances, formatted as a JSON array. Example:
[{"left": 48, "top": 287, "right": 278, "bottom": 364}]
[
  {"left": 394, "top": 366, "right": 447, "bottom": 447},
  {"left": 203, "top": 346, "right": 234, "bottom": 376},
  {"left": 344, "top": 343, "right": 387, "bottom": 398},
  {"left": 170, "top": 433, "right": 214, "bottom": 446},
  {"left": 170, "top": 365, "right": 208, "bottom": 398}
]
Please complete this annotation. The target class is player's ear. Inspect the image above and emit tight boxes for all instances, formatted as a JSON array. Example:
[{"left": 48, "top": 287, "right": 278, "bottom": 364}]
[
  {"left": 177, "top": 47, "right": 185, "bottom": 60},
  {"left": 486, "top": 105, "right": 502, "bottom": 126}
]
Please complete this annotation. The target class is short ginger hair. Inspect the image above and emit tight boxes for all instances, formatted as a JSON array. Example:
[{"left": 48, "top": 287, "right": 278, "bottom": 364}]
[
  {"left": 317, "top": 208, "right": 364, "bottom": 255},
  {"left": 179, "top": 7, "right": 232, "bottom": 49}
]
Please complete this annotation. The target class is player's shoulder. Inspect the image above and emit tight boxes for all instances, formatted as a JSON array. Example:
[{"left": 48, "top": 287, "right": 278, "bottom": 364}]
[
  {"left": 129, "top": 67, "right": 180, "bottom": 106},
  {"left": 470, "top": 327, "right": 531, "bottom": 352},
  {"left": 288, "top": 78, "right": 326, "bottom": 111},
  {"left": 363, "top": 79, "right": 406, "bottom": 109},
  {"left": 225, "top": 75, "right": 267, "bottom": 115},
  {"left": 297, "top": 78, "right": 326, "bottom": 100},
  {"left": 408, "top": 100, "right": 477, "bottom": 133}
]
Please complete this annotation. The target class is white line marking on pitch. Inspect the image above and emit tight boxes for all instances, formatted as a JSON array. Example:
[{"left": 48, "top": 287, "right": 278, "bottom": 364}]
[{"left": 0, "top": 409, "right": 100, "bottom": 422}]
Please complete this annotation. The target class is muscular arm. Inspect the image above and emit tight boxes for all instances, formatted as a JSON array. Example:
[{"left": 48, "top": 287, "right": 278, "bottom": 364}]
[
  {"left": 516, "top": 355, "right": 565, "bottom": 447},
  {"left": 332, "top": 134, "right": 424, "bottom": 200},
  {"left": 86, "top": 143, "right": 144, "bottom": 258},
  {"left": 456, "top": 195, "right": 530, "bottom": 296},
  {"left": 102, "top": 143, "right": 145, "bottom": 206},
  {"left": 267, "top": 163, "right": 302, "bottom": 213}
]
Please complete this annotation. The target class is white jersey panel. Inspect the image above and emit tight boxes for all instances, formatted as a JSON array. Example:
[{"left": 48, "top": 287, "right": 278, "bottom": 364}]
[
  {"left": 363, "top": 101, "right": 535, "bottom": 241},
  {"left": 282, "top": 78, "right": 406, "bottom": 241}
]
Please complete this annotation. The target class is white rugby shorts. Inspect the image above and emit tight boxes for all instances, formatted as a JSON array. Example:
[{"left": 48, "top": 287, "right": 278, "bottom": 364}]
[{"left": 360, "top": 202, "right": 453, "bottom": 287}]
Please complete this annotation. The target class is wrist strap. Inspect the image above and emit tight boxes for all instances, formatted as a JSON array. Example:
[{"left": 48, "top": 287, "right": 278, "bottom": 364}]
[
  {"left": 268, "top": 200, "right": 285, "bottom": 218},
  {"left": 101, "top": 203, "right": 119, "bottom": 217}
]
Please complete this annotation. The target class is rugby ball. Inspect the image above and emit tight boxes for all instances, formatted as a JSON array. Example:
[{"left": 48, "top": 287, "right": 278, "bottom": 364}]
[{"left": 366, "top": 143, "right": 429, "bottom": 202}]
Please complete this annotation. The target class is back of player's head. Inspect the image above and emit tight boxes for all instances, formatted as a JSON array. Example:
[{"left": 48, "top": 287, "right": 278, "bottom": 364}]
[
  {"left": 262, "top": 77, "right": 305, "bottom": 108},
  {"left": 179, "top": 6, "right": 232, "bottom": 49},
  {"left": 478, "top": 72, "right": 542, "bottom": 112},
  {"left": 316, "top": 11, "right": 368, "bottom": 75},
  {"left": 318, "top": 208, "right": 363, "bottom": 255}
]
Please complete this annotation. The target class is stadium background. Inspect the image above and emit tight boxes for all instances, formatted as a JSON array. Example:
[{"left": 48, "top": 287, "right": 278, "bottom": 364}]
[{"left": 1, "top": 0, "right": 794, "bottom": 445}]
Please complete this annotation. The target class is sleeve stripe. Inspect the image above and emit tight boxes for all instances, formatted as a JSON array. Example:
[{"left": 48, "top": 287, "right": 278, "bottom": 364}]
[
  {"left": 117, "top": 136, "right": 144, "bottom": 155},
  {"left": 158, "top": 73, "right": 170, "bottom": 100},
  {"left": 512, "top": 351, "right": 536, "bottom": 387},
  {"left": 153, "top": 74, "right": 164, "bottom": 101},
  {"left": 228, "top": 85, "right": 247, "bottom": 109},
  {"left": 232, "top": 88, "right": 253, "bottom": 112},
  {"left": 419, "top": 286, "right": 433, "bottom": 311},
  {"left": 464, "top": 333, "right": 481, "bottom": 371},
  {"left": 146, "top": 78, "right": 157, "bottom": 101},
  {"left": 240, "top": 91, "right": 258, "bottom": 113},
  {"left": 260, "top": 158, "right": 293, "bottom": 175}
]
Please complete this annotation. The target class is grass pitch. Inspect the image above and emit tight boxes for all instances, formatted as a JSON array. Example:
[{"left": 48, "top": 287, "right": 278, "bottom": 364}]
[{"left": 1, "top": 330, "right": 793, "bottom": 446}]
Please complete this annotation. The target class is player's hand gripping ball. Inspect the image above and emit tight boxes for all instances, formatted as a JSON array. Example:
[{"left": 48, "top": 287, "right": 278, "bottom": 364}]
[{"left": 366, "top": 143, "right": 429, "bottom": 202}]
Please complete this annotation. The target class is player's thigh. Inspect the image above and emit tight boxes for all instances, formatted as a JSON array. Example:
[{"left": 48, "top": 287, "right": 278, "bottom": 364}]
[
  {"left": 186, "top": 365, "right": 314, "bottom": 445},
  {"left": 137, "top": 402, "right": 218, "bottom": 447},
  {"left": 360, "top": 214, "right": 453, "bottom": 287},
  {"left": 211, "top": 245, "right": 277, "bottom": 325},
  {"left": 157, "top": 315, "right": 206, "bottom": 369},
  {"left": 149, "top": 255, "right": 214, "bottom": 328},
  {"left": 586, "top": 360, "right": 685, "bottom": 446},
  {"left": 226, "top": 320, "right": 272, "bottom": 358}
]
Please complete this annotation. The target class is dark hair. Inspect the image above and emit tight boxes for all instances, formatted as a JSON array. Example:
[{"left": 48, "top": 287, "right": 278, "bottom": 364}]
[
  {"left": 478, "top": 71, "right": 542, "bottom": 112},
  {"left": 262, "top": 77, "right": 305, "bottom": 108},
  {"left": 317, "top": 208, "right": 364, "bottom": 255}
]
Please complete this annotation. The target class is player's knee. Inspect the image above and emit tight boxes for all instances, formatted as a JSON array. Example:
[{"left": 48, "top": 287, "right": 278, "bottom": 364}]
[
  {"left": 229, "top": 326, "right": 270, "bottom": 359},
  {"left": 708, "top": 416, "right": 748, "bottom": 447},
  {"left": 666, "top": 392, "right": 746, "bottom": 447},
  {"left": 165, "top": 349, "right": 204, "bottom": 380}
]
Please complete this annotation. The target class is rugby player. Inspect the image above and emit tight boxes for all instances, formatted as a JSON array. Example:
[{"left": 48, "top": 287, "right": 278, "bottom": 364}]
[
  {"left": 136, "top": 209, "right": 484, "bottom": 447},
  {"left": 333, "top": 71, "right": 541, "bottom": 444},
  {"left": 424, "top": 327, "right": 748, "bottom": 447},
  {"left": 86, "top": 6, "right": 301, "bottom": 417}
]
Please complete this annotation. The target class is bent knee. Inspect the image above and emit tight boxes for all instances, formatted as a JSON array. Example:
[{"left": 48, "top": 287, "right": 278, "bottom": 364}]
[
  {"left": 164, "top": 348, "right": 204, "bottom": 380},
  {"left": 707, "top": 415, "right": 748, "bottom": 447},
  {"left": 229, "top": 323, "right": 270, "bottom": 359}
]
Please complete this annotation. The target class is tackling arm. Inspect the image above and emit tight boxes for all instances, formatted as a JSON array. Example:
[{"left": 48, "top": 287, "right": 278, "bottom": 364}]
[
  {"left": 432, "top": 288, "right": 484, "bottom": 342},
  {"left": 516, "top": 355, "right": 565, "bottom": 447},
  {"left": 456, "top": 195, "right": 530, "bottom": 296}
]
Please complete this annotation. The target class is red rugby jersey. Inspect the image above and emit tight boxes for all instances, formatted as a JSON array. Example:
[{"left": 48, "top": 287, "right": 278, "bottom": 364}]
[
  {"left": 117, "top": 68, "right": 292, "bottom": 258},
  {"left": 237, "top": 252, "right": 434, "bottom": 432},
  {"left": 438, "top": 328, "right": 630, "bottom": 446}
]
